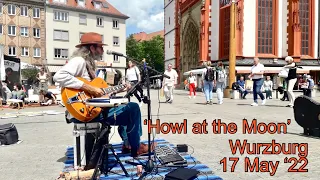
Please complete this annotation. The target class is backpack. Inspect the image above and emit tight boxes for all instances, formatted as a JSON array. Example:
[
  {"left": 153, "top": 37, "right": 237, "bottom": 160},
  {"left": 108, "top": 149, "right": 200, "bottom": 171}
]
[
  {"left": 217, "top": 70, "right": 226, "bottom": 83},
  {"left": 204, "top": 68, "right": 214, "bottom": 81}
]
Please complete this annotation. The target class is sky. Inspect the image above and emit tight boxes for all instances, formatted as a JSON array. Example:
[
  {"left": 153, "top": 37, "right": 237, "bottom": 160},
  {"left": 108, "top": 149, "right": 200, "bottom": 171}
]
[{"left": 108, "top": 0, "right": 164, "bottom": 37}]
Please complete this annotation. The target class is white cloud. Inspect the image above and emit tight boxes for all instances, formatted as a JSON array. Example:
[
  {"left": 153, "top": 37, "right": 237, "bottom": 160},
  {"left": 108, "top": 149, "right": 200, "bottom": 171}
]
[{"left": 108, "top": 0, "right": 164, "bottom": 33}]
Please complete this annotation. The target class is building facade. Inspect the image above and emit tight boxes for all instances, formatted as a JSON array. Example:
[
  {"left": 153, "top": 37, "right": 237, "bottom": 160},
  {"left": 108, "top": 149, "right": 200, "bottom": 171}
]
[
  {"left": 165, "top": 0, "right": 320, "bottom": 84},
  {"left": 0, "top": 0, "right": 46, "bottom": 65},
  {"left": 45, "top": 0, "right": 129, "bottom": 76},
  {"left": 164, "top": 0, "right": 176, "bottom": 69}
]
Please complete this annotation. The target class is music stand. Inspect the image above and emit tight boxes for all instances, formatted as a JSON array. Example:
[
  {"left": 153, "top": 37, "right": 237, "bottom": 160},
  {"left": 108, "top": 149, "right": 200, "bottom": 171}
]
[
  {"left": 117, "top": 56, "right": 170, "bottom": 179},
  {"left": 87, "top": 103, "right": 129, "bottom": 180}
]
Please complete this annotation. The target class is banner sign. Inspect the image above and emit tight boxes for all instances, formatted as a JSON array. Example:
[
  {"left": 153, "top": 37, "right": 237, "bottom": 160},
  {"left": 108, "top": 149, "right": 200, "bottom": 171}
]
[{"left": 3, "top": 55, "right": 21, "bottom": 91}]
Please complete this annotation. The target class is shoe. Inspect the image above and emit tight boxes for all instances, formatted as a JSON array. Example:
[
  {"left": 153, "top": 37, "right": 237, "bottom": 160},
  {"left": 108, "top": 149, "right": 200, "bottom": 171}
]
[
  {"left": 218, "top": 101, "right": 223, "bottom": 105},
  {"left": 188, "top": 96, "right": 191, "bottom": 99},
  {"left": 286, "top": 104, "right": 293, "bottom": 108},
  {"left": 261, "top": 99, "right": 266, "bottom": 105},
  {"left": 132, "top": 142, "right": 158, "bottom": 157},
  {"left": 251, "top": 102, "right": 258, "bottom": 106},
  {"left": 122, "top": 145, "right": 131, "bottom": 154},
  {"left": 206, "top": 101, "right": 209, "bottom": 105},
  {"left": 193, "top": 96, "right": 196, "bottom": 99},
  {"left": 209, "top": 101, "right": 213, "bottom": 105}
]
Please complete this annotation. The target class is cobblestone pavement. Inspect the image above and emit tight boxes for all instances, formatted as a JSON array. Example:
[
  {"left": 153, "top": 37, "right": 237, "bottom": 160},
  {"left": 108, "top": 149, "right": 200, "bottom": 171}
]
[{"left": 0, "top": 89, "right": 319, "bottom": 180}]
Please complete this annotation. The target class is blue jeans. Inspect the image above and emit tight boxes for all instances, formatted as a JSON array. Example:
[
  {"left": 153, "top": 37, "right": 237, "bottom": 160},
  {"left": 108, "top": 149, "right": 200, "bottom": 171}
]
[
  {"left": 203, "top": 80, "right": 214, "bottom": 101},
  {"left": 71, "top": 102, "right": 142, "bottom": 155},
  {"left": 253, "top": 78, "right": 265, "bottom": 103}
]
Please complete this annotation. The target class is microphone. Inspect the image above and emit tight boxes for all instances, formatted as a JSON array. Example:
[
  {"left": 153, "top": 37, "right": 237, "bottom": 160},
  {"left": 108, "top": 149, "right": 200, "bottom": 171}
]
[{"left": 106, "top": 50, "right": 124, "bottom": 57}]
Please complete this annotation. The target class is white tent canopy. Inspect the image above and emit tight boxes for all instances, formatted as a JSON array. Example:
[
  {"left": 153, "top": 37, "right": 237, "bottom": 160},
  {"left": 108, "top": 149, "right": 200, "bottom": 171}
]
[
  {"left": 183, "top": 68, "right": 206, "bottom": 76},
  {"left": 21, "top": 62, "right": 40, "bottom": 70}
]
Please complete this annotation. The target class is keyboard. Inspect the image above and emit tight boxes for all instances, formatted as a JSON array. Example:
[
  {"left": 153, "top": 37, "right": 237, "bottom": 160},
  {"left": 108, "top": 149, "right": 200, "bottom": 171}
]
[{"left": 155, "top": 145, "right": 187, "bottom": 165}]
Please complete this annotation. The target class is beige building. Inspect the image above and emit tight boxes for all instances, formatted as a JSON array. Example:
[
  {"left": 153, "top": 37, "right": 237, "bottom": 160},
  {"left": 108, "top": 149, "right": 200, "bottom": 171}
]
[
  {"left": 0, "top": 0, "right": 46, "bottom": 65},
  {"left": 45, "top": 0, "right": 129, "bottom": 76}
]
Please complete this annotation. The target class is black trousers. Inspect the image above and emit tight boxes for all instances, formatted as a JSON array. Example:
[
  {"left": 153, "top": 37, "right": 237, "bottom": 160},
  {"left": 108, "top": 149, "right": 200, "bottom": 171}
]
[
  {"left": 303, "top": 89, "right": 312, "bottom": 98},
  {"left": 128, "top": 80, "right": 144, "bottom": 102}
]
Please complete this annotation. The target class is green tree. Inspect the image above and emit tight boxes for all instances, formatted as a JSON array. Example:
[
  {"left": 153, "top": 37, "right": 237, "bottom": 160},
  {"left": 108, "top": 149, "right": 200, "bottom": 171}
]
[
  {"left": 126, "top": 35, "right": 144, "bottom": 60},
  {"left": 142, "top": 35, "right": 164, "bottom": 73},
  {"left": 21, "top": 67, "right": 39, "bottom": 84}
]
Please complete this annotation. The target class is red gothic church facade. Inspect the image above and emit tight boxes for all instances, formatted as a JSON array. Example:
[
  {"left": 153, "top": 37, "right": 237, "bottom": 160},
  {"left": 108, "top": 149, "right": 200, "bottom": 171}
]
[{"left": 164, "top": 0, "right": 320, "bottom": 83}]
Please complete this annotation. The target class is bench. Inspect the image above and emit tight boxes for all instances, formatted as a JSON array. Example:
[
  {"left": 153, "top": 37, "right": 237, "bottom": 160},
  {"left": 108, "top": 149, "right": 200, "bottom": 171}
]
[{"left": 7, "top": 99, "right": 25, "bottom": 109}]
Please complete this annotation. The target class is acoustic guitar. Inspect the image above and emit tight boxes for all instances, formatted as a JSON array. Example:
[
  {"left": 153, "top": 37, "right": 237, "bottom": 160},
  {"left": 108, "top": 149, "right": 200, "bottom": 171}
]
[{"left": 61, "top": 77, "right": 129, "bottom": 122}]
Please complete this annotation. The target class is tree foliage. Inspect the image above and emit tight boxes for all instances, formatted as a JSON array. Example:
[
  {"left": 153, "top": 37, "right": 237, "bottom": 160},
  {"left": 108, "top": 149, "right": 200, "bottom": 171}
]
[
  {"left": 126, "top": 34, "right": 164, "bottom": 75},
  {"left": 21, "top": 67, "right": 39, "bottom": 84}
]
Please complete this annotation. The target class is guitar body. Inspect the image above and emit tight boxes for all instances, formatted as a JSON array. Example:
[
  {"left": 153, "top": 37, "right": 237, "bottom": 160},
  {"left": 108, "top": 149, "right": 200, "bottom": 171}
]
[{"left": 61, "top": 77, "right": 108, "bottom": 122}]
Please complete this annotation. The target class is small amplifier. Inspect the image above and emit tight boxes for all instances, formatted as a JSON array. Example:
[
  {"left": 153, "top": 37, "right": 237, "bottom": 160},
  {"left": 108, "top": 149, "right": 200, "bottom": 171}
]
[{"left": 177, "top": 144, "right": 188, "bottom": 152}]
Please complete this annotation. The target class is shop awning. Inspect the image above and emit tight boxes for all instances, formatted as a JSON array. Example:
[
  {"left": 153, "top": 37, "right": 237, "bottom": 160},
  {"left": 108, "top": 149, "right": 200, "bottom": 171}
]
[
  {"left": 47, "top": 65, "right": 62, "bottom": 73},
  {"left": 235, "top": 66, "right": 310, "bottom": 74}
]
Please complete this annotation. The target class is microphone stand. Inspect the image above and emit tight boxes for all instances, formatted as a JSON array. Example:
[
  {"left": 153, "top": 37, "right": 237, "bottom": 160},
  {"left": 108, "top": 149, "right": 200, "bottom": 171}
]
[{"left": 116, "top": 54, "right": 169, "bottom": 179}]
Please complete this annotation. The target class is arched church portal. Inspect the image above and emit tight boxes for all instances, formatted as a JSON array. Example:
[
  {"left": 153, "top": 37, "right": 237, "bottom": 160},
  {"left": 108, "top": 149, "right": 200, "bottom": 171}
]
[{"left": 182, "top": 18, "right": 199, "bottom": 77}]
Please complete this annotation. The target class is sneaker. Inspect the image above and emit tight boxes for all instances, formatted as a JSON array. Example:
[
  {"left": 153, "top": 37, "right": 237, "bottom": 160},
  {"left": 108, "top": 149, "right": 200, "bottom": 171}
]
[
  {"left": 193, "top": 96, "right": 196, "bottom": 99},
  {"left": 206, "top": 101, "right": 210, "bottom": 105},
  {"left": 251, "top": 102, "right": 258, "bottom": 106},
  {"left": 188, "top": 96, "right": 191, "bottom": 99},
  {"left": 218, "top": 101, "right": 223, "bottom": 105},
  {"left": 261, "top": 99, "right": 266, "bottom": 105}
]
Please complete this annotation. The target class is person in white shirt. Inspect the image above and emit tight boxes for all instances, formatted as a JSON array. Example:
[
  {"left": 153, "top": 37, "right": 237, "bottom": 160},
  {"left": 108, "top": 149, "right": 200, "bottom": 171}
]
[
  {"left": 162, "top": 63, "right": 178, "bottom": 103},
  {"left": 263, "top": 76, "right": 273, "bottom": 99},
  {"left": 188, "top": 72, "right": 197, "bottom": 98},
  {"left": 126, "top": 60, "right": 143, "bottom": 107},
  {"left": 248, "top": 58, "right": 266, "bottom": 106}
]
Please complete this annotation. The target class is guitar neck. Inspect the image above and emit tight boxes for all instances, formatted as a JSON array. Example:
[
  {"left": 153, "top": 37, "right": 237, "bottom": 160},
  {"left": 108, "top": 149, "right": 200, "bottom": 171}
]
[{"left": 102, "top": 84, "right": 127, "bottom": 94}]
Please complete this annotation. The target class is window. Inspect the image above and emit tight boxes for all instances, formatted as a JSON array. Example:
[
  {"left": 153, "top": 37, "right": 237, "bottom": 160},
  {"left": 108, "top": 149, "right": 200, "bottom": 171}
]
[
  {"left": 219, "top": 6, "right": 230, "bottom": 58},
  {"left": 78, "top": 0, "right": 85, "bottom": 7},
  {"left": 0, "top": 3, "right": 2, "bottom": 14},
  {"left": 33, "top": 8, "right": 40, "bottom": 18},
  {"left": 113, "top": 20, "right": 119, "bottom": 28},
  {"left": 21, "top": 47, "right": 29, "bottom": 56},
  {"left": 8, "top": 4, "right": 16, "bottom": 15},
  {"left": 300, "top": 0, "right": 311, "bottom": 56},
  {"left": 169, "top": 41, "right": 170, "bottom": 48},
  {"left": 54, "top": 11, "right": 68, "bottom": 21},
  {"left": 33, "top": 28, "right": 40, "bottom": 38},
  {"left": 8, "top": 46, "right": 16, "bottom": 56},
  {"left": 20, "top": 27, "right": 28, "bottom": 37},
  {"left": 113, "top": 55, "right": 119, "bottom": 62},
  {"left": 94, "top": 2, "right": 101, "bottom": 9},
  {"left": 53, "top": 0, "right": 66, "bottom": 3},
  {"left": 79, "top": 32, "right": 84, "bottom": 42},
  {"left": 257, "top": 0, "right": 275, "bottom": 55},
  {"left": 79, "top": 14, "right": 87, "bottom": 24},
  {"left": 21, "top": 6, "right": 28, "bottom": 17},
  {"left": 34, "top": 48, "right": 41, "bottom": 57},
  {"left": 54, "top": 48, "right": 68, "bottom": 59},
  {"left": 0, "top": 24, "right": 2, "bottom": 34},
  {"left": 169, "top": 17, "right": 170, "bottom": 25},
  {"left": 53, "top": 30, "right": 69, "bottom": 41},
  {"left": 113, "top": 36, "right": 119, "bottom": 46},
  {"left": 97, "top": 17, "right": 103, "bottom": 26},
  {"left": 8, "top": 25, "right": 16, "bottom": 36}
]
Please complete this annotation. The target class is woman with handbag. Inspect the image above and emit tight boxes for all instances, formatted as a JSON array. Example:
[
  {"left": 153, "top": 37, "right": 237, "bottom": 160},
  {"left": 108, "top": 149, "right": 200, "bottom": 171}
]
[
  {"left": 282, "top": 56, "right": 297, "bottom": 107},
  {"left": 126, "top": 60, "right": 144, "bottom": 107}
]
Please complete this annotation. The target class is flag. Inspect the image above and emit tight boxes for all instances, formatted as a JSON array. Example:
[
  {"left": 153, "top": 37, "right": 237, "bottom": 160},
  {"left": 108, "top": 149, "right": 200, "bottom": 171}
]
[{"left": 0, "top": 46, "right": 5, "bottom": 81}]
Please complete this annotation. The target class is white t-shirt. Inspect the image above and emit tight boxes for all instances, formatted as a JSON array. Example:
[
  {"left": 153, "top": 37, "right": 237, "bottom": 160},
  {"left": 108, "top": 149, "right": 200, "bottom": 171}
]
[
  {"left": 251, "top": 63, "right": 264, "bottom": 79},
  {"left": 163, "top": 69, "right": 178, "bottom": 86},
  {"left": 188, "top": 76, "right": 196, "bottom": 84},
  {"left": 126, "top": 66, "right": 140, "bottom": 81}
]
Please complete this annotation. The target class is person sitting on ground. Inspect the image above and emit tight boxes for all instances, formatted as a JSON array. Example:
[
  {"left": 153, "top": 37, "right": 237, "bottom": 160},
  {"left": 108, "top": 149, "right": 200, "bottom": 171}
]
[
  {"left": 11, "top": 83, "right": 25, "bottom": 100},
  {"left": 53, "top": 32, "right": 155, "bottom": 160},
  {"left": 39, "top": 90, "right": 57, "bottom": 106}
]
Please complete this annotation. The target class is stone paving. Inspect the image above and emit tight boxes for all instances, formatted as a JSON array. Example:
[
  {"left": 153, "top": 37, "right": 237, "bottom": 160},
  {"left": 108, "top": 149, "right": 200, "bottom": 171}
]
[{"left": 0, "top": 89, "right": 319, "bottom": 180}]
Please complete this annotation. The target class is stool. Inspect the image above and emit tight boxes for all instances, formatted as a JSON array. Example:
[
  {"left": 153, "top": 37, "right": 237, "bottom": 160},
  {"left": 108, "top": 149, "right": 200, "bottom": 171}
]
[
  {"left": 7, "top": 99, "right": 24, "bottom": 109},
  {"left": 73, "top": 122, "right": 100, "bottom": 169}
]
